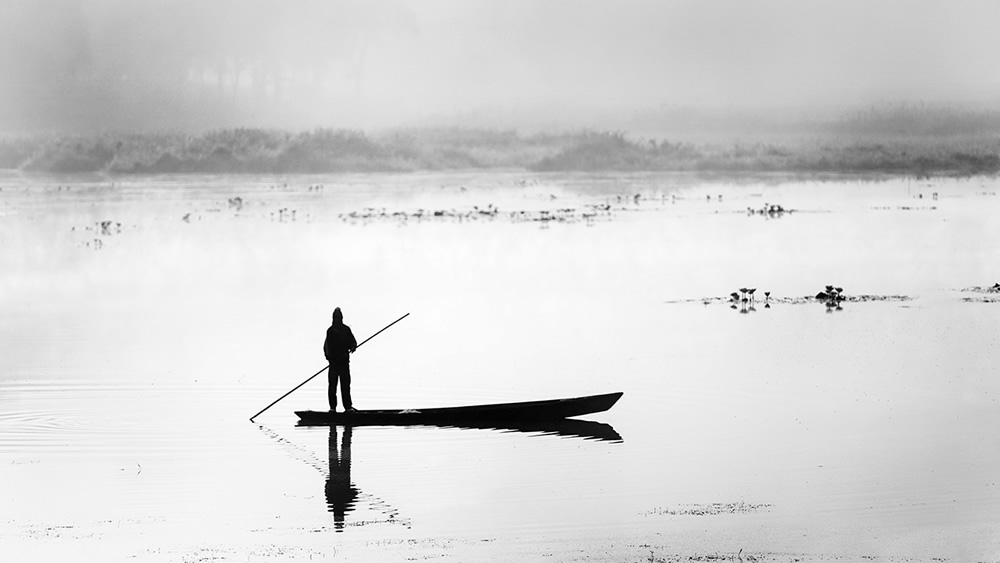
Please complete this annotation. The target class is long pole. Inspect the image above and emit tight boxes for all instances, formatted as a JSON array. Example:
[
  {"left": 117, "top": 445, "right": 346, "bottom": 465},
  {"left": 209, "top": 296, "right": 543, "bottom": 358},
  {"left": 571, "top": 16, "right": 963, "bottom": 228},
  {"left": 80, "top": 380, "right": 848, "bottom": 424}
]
[{"left": 249, "top": 312, "right": 410, "bottom": 422}]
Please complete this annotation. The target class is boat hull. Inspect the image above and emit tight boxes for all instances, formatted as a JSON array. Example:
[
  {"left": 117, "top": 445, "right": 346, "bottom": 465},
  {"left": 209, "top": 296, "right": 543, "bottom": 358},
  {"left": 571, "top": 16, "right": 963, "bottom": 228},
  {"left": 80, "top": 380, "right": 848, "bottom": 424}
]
[{"left": 295, "top": 392, "right": 623, "bottom": 426}]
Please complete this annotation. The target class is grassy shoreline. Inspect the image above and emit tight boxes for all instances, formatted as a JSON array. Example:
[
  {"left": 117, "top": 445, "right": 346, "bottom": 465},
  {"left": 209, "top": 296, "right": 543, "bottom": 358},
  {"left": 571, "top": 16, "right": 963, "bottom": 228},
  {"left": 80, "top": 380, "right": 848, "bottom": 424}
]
[{"left": 3, "top": 106, "right": 999, "bottom": 176}]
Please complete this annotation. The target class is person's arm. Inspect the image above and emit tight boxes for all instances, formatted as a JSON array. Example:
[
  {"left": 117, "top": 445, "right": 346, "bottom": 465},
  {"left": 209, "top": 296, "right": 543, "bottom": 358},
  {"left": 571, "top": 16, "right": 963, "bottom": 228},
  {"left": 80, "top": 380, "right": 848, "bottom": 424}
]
[{"left": 348, "top": 328, "right": 358, "bottom": 353}]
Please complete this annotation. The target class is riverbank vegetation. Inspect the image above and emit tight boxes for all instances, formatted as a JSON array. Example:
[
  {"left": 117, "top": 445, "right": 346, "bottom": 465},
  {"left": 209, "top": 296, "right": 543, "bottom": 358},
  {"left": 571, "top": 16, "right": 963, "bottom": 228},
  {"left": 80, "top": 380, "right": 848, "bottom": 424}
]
[{"left": 2, "top": 104, "right": 999, "bottom": 176}]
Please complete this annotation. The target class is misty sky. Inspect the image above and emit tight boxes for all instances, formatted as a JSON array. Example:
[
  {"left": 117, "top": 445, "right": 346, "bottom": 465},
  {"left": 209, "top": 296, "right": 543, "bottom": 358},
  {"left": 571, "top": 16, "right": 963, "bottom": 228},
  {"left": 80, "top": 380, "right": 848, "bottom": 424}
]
[{"left": 2, "top": 0, "right": 999, "bottom": 131}]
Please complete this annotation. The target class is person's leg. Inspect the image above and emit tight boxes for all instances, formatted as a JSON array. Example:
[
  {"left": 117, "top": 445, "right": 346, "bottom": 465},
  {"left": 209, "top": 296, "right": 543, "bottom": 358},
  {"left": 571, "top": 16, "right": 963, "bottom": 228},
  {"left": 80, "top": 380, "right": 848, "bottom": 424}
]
[
  {"left": 341, "top": 364, "right": 353, "bottom": 410},
  {"left": 328, "top": 366, "right": 338, "bottom": 411}
]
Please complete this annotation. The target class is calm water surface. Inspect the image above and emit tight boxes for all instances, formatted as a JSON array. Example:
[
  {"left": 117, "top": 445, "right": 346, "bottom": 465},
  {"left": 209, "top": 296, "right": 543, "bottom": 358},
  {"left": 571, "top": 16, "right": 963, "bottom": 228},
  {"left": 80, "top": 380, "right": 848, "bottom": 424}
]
[{"left": 1, "top": 172, "right": 998, "bottom": 561}]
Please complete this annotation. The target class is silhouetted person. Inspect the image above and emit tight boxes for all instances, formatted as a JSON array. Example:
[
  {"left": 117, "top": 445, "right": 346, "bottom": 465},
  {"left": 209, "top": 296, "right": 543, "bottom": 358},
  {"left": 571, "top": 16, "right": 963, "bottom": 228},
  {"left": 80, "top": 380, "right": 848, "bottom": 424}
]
[
  {"left": 325, "top": 425, "right": 359, "bottom": 530},
  {"left": 324, "top": 307, "right": 358, "bottom": 412}
]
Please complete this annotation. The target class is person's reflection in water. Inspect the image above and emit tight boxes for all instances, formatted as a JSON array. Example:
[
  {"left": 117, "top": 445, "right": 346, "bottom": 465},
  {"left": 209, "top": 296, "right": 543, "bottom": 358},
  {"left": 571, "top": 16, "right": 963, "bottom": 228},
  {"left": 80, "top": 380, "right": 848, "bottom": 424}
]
[{"left": 325, "top": 425, "right": 359, "bottom": 530}]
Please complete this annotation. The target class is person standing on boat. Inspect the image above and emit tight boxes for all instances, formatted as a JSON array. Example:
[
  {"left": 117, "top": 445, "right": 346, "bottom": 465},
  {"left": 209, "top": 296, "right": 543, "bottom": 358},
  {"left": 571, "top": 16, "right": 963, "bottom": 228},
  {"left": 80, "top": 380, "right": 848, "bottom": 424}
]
[{"left": 324, "top": 307, "right": 358, "bottom": 412}]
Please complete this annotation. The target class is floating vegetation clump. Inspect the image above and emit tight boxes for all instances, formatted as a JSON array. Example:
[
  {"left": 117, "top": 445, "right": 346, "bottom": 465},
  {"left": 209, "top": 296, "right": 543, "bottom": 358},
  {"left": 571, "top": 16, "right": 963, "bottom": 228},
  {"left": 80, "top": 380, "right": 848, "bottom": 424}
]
[
  {"left": 871, "top": 205, "right": 938, "bottom": 211},
  {"left": 814, "top": 284, "right": 846, "bottom": 311},
  {"left": 725, "top": 287, "right": 770, "bottom": 313},
  {"left": 642, "top": 502, "right": 772, "bottom": 517},
  {"left": 71, "top": 219, "right": 132, "bottom": 250},
  {"left": 338, "top": 203, "right": 615, "bottom": 226},
  {"left": 960, "top": 283, "right": 1000, "bottom": 302},
  {"left": 963, "top": 282, "right": 1000, "bottom": 293},
  {"left": 666, "top": 287, "right": 912, "bottom": 310},
  {"left": 746, "top": 203, "right": 791, "bottom": 217}
]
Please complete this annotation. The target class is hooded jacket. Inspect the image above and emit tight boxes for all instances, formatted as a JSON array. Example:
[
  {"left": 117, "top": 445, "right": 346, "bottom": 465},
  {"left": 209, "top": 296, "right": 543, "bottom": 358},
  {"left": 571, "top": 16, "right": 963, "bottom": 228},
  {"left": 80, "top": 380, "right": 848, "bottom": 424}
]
[{"left": 324, "top": 308, "right": 357, "bottom": 365}]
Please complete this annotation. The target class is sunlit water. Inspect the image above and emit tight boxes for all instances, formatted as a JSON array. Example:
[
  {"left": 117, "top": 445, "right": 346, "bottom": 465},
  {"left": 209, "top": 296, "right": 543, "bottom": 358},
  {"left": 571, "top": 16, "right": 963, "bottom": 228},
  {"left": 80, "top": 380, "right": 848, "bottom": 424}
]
[{"left": 2, "top": 172, "right": 999, "bottom": 562}]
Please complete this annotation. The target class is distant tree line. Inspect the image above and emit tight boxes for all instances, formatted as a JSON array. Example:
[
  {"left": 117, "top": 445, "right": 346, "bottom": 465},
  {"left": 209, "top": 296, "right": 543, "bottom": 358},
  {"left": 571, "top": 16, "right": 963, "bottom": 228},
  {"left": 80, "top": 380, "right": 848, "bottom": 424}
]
[
  {"left": 0, "top": 0, "right": 412, "bottom": 130},
  {"left": 2, "top": 125, "right": 998, "bottom": 175}
]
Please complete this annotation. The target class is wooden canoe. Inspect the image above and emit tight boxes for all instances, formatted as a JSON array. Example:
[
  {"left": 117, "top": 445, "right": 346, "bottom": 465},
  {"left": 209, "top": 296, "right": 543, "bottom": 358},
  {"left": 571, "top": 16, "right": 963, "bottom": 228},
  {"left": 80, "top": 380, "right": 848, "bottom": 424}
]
[{"left": 295, "top": 391, "right": 623, "bottom": 426}]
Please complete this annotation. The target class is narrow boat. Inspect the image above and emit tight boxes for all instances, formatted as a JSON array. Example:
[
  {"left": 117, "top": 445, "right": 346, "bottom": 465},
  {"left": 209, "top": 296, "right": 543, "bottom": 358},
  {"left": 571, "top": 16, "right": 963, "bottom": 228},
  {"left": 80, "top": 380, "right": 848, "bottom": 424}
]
[{"left": 295, "top": 391, "right": 623, "bottom": 426}]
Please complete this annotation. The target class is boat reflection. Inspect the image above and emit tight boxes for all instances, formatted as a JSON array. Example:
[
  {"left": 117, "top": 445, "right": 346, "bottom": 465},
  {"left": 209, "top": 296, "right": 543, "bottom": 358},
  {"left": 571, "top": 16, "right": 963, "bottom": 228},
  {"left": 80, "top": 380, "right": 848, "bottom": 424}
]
[
  {"left": 315, "top": 419, "right": 622, "bottom": 528},
  {"left": 299, "top": 417, "right": 623, "bottom": 443}
]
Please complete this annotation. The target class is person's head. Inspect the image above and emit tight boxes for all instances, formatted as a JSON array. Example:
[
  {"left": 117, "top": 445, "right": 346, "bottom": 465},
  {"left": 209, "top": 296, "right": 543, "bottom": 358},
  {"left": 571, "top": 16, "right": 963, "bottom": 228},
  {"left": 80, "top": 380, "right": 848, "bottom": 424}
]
[{"left": 332, "top": 307, "right": 343, "bottom": 325}]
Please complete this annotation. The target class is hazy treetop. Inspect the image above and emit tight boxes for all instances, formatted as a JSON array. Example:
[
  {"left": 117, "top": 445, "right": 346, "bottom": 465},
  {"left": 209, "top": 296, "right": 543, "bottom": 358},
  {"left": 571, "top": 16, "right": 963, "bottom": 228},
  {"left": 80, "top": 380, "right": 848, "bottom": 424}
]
[{"left": 2, "top": 0, "right": 998, "bottom": 132}]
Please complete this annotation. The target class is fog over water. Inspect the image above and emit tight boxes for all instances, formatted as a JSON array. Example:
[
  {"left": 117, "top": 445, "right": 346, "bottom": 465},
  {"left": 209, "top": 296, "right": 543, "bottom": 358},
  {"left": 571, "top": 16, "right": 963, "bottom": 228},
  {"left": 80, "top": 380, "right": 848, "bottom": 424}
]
[
  {"left": 4, "top": 3, "right": 1000, "bottom": 560},
  {"left": 2, "top": 0, "right": 999, "bottom": 131},
  {"left": 3, "top": 173, "right": 1000, "bottom": 561}
]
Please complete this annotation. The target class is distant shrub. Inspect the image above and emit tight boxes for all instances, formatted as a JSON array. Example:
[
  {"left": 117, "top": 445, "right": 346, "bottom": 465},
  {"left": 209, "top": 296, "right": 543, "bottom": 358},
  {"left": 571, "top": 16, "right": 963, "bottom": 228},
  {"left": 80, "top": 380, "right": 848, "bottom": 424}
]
[
  {"left": 532, "top": 131, "right": 656, "bottom": 171},
  {"left": 2, "top": 117, "right": 998, "bottom": 175},
  {"left": 275, "top": 129, "right": 391, "bottom": 172},
  {"left": 22, "top": 138, "right": 116, "bottom": 173},
  {"left": 0, "top": 137, "right": 39, "bottom": 168}
]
